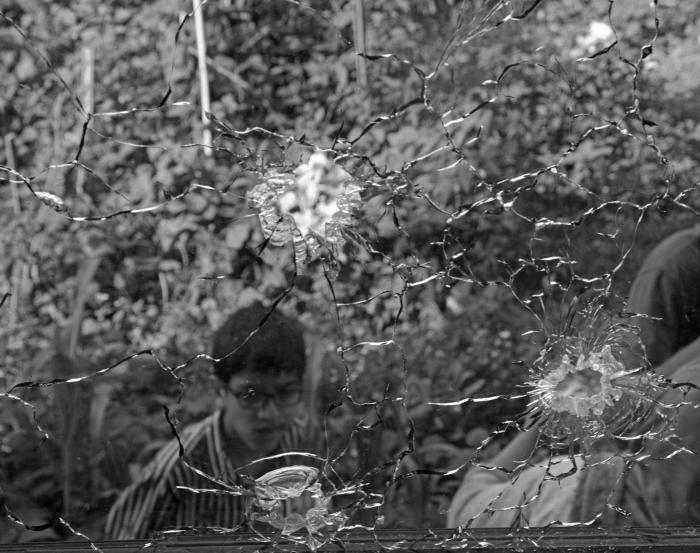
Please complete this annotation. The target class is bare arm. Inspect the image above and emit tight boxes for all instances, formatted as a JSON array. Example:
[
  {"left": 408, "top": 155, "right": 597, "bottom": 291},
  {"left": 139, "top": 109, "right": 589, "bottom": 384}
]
[
  {"left": 654, "top": 335, "right": 700, "bottom": 380},
  {"left": 642, "top": 359, "right": 700, "bottom": 524},
  {"left": 476, "top": 428, "right": 541, "bottom": 473}
]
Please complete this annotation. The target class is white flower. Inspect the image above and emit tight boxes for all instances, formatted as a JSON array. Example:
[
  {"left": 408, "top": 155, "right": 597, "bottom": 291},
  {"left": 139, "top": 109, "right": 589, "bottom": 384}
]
[{"left": 572, "top": 21, "right": 614, "bottom": 58}]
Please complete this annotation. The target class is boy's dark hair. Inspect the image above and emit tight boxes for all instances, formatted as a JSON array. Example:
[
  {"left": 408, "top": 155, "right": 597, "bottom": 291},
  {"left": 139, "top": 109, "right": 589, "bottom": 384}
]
[{"left": 211, "top": 302, "right": 306, "bottom": 383}]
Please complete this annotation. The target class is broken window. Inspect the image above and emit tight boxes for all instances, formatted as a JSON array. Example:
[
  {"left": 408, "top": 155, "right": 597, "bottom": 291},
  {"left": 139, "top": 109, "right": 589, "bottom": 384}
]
[{"left": 2, "top": 0, "right": 700, "bottom": 550}]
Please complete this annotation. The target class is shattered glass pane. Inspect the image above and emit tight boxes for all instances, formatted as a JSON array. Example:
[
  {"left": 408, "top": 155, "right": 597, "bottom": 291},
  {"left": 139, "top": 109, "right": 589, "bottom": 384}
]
[
  {"left": 248, "top": 150, "right": 362, "bottom": 270},
  {"left": 2, "top": 0, "right": 700, "bottom": 549}
]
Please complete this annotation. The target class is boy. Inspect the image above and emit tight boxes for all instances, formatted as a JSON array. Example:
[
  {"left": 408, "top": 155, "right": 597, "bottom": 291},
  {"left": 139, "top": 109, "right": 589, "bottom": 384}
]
[{"left": 105, "top": 302, "right": 318, "bottom": 538}]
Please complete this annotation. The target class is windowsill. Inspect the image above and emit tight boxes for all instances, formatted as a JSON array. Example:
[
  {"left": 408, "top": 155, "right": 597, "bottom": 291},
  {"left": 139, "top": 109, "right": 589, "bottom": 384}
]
[{"left": 4, "top": 527, "right": 700, "bottom": 552}]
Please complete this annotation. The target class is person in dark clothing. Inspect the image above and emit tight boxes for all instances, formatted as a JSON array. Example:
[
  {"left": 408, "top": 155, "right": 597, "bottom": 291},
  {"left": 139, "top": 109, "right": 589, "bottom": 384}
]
[{"left": 626, "top": 225, "right": 700, "bottom": 376}]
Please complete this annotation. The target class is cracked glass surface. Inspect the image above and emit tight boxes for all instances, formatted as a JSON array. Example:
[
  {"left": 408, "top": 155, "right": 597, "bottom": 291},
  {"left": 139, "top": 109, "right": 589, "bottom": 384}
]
[{"left": 2, "top": 0, "right": 700, "bottom": 548}]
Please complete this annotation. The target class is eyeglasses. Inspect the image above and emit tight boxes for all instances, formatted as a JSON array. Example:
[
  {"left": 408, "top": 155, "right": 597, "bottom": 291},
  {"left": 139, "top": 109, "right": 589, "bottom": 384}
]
[{"left": 230, "top": 386, "right": 302, "bottom": 409}]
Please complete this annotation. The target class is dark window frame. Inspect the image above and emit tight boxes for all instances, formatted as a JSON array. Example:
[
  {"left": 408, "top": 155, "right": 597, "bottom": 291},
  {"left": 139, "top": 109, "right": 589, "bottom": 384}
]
[{"left": 3, "top": 528, "right": 700, "bottom": 552}]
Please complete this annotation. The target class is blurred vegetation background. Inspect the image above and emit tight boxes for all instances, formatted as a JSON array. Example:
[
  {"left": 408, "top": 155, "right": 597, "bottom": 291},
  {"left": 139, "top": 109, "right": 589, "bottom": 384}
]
[{"left": 1, "top": 0, "right": 700, "bottom": 541}]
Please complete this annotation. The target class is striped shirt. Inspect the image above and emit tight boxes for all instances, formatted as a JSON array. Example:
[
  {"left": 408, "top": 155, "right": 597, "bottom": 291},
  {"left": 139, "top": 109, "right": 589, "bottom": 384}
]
[{"left": 105, "top": 410, "right": 315, "bottom": 539}]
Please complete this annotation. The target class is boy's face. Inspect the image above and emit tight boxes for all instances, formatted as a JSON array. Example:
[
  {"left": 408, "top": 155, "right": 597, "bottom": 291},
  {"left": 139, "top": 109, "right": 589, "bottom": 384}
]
[{"left": 222, "top": 368, "right": 303, "bottom": 455}]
